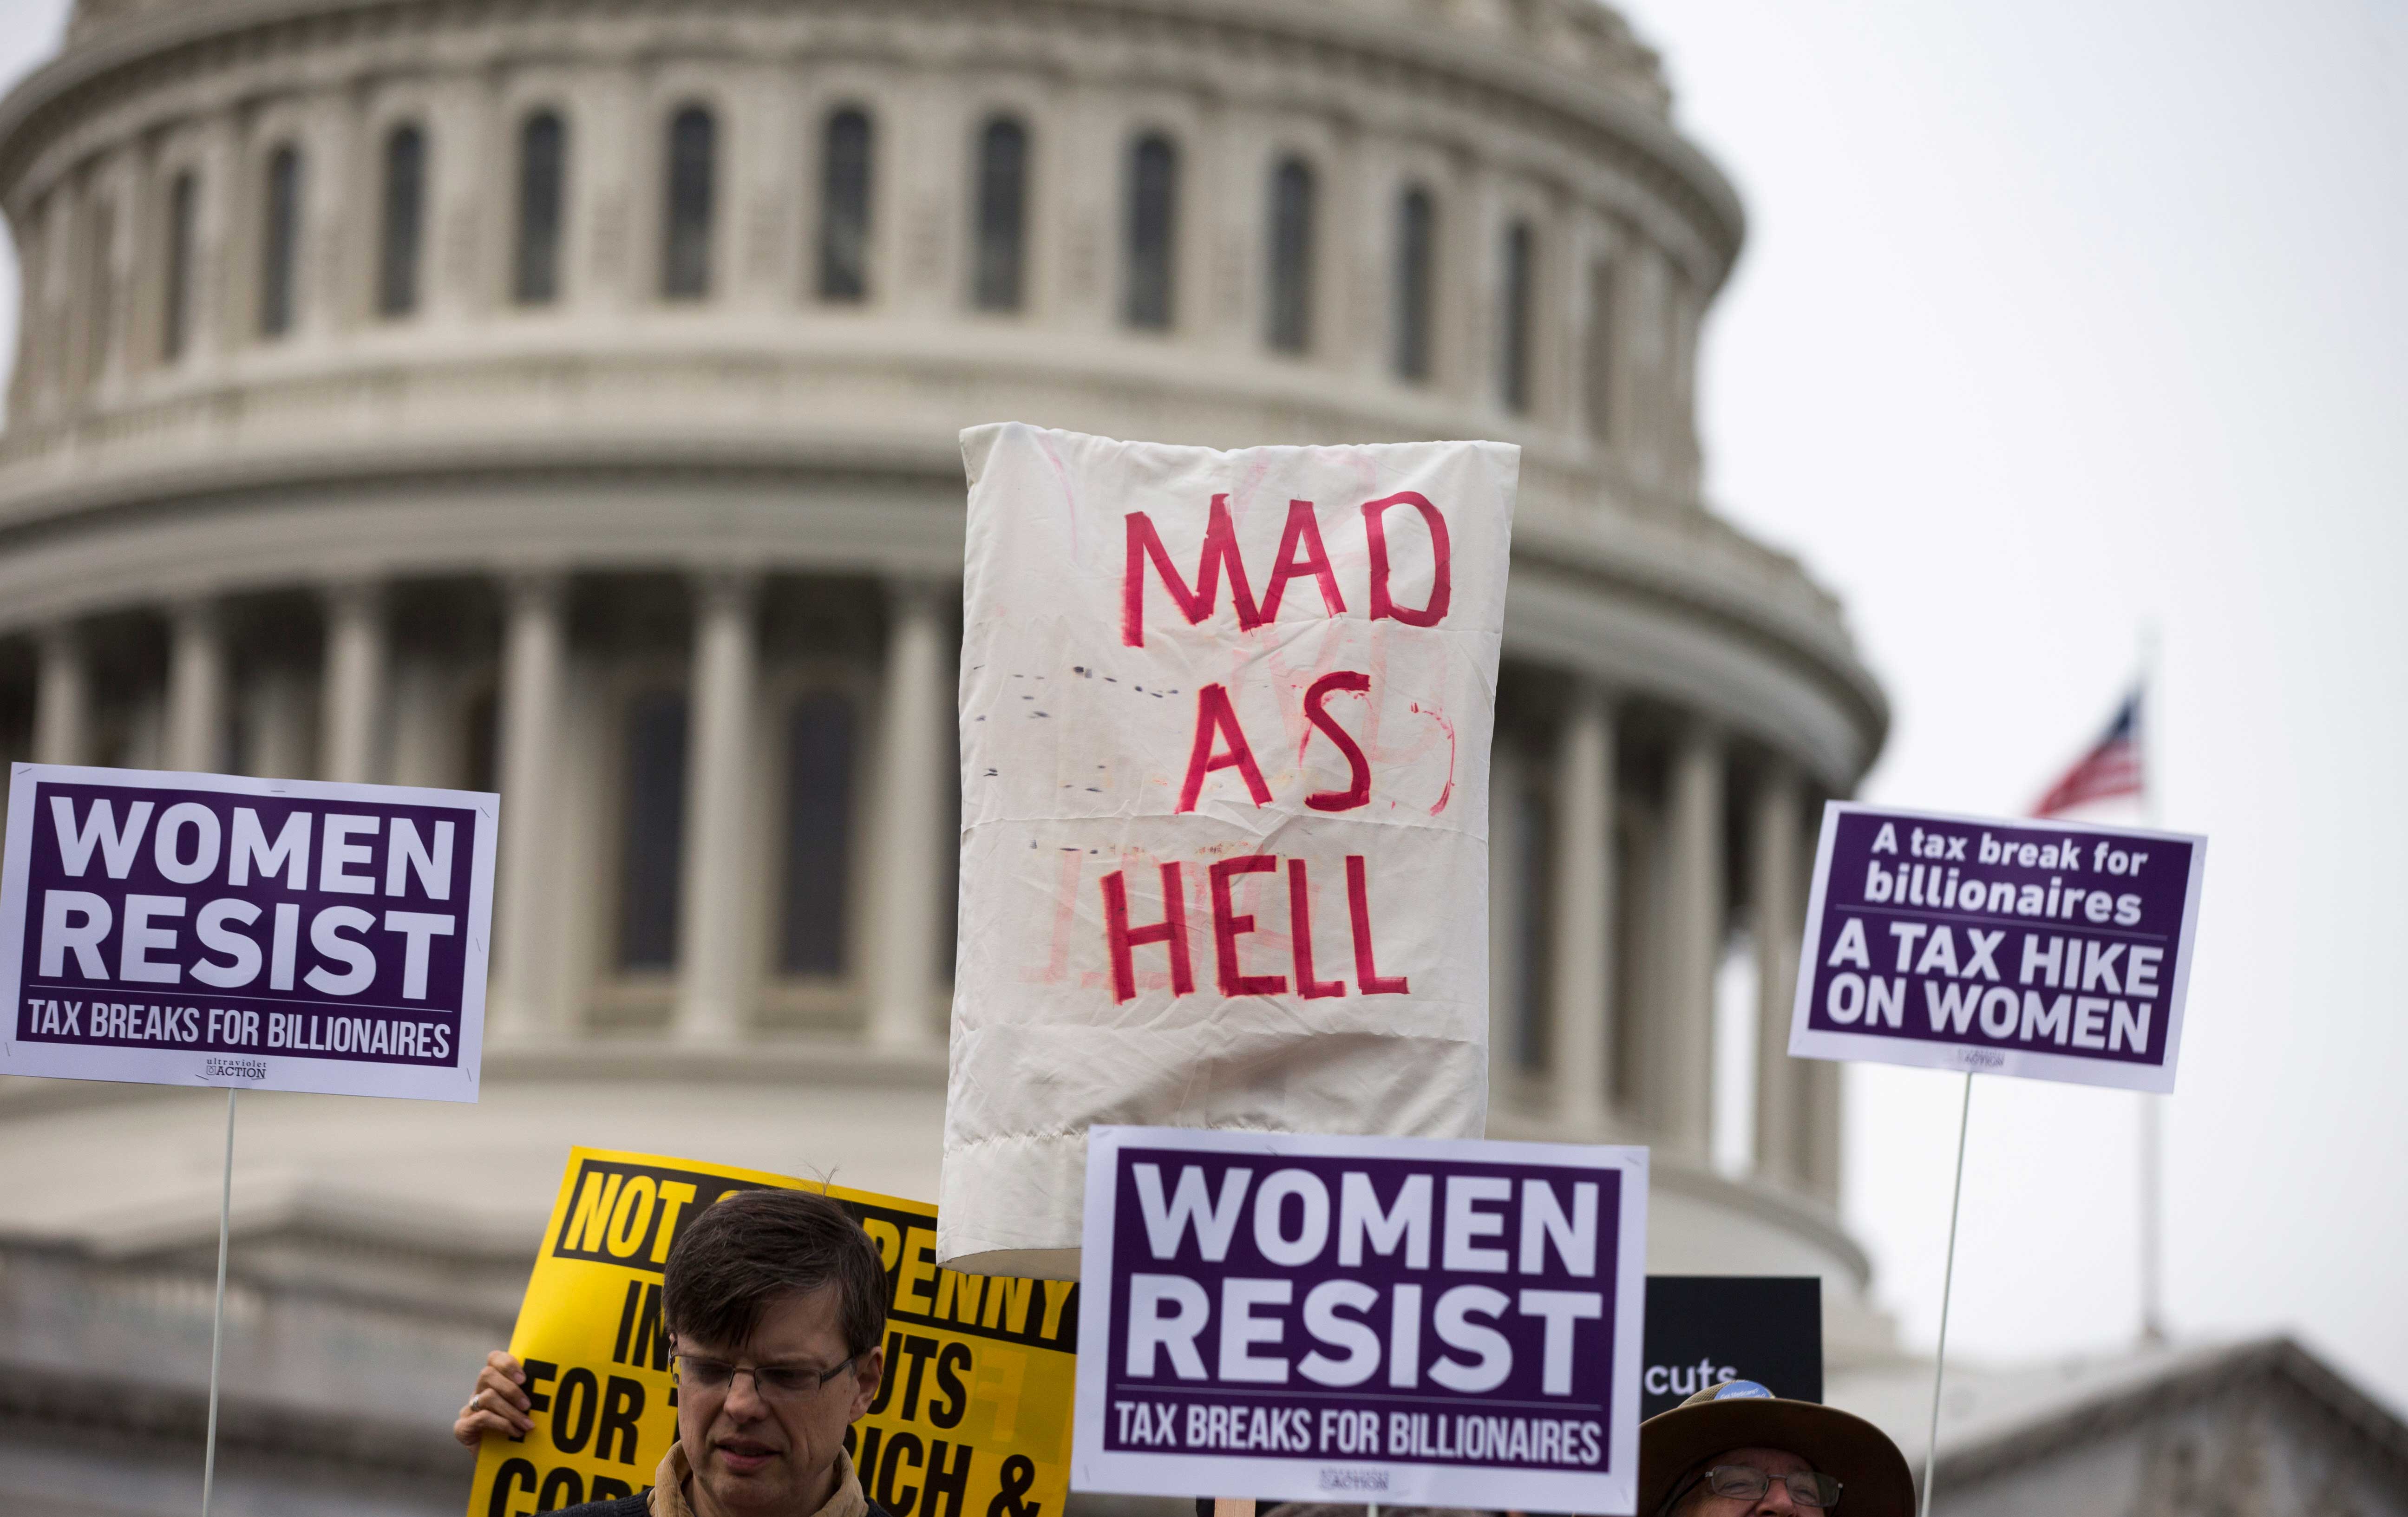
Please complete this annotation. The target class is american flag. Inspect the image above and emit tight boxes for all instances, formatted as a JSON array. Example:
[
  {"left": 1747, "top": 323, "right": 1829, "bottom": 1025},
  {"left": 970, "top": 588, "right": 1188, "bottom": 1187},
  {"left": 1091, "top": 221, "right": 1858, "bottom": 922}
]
[{"left": 2031, "top": 691, "right": 2144, "bottom": 817}]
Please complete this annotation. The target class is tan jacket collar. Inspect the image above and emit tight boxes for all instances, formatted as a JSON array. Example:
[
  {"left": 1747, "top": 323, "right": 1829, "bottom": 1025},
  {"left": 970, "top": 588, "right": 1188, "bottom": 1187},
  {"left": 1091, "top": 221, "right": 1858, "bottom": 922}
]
[{"left": 648, "top": 1441, "right": 869, "bottom": 1517}]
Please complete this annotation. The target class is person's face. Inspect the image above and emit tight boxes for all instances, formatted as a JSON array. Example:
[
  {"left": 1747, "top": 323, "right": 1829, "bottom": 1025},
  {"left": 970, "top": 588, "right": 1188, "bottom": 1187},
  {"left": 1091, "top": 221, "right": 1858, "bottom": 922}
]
[
  {"left": 675, "top": 1286, "right": 884, "bottom": 1517},
  {"left": 1681, "top": 1447, "right": 1821, "bottom": 1517}
]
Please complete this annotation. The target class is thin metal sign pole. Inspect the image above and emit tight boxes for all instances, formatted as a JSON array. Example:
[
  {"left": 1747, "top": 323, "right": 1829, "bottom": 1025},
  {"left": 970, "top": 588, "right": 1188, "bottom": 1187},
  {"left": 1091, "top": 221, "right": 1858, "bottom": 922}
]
[
  {"left": 1919, "top": 1071, "right": 1975, "bottom": 1517},
  {"left": 2139, "top": 1099, "right": 2165, "bottom": 1344},
  {"left": 202, "top": 1088, "right": 238, "bottom": 1517},
  {"left": 2137, "top": 621, "right": 2168, "bottom": 1347}
]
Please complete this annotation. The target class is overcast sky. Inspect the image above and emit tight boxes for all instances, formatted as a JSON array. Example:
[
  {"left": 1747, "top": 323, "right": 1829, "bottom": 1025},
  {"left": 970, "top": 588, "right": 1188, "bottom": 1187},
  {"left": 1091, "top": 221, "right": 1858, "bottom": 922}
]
[
  {"left": 1612, "top": 0, "right": 2408, "bottom": 1414},
  {"left": 1, "top": 0, "right": 2401, "bottom": 1416}
]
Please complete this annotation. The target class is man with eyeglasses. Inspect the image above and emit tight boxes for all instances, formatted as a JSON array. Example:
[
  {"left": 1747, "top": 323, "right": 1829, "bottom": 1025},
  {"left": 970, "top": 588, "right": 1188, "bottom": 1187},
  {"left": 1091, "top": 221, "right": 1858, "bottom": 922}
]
[
  {"left": 1640, "top": 1379, "right": 1915, "bottom": 1517},
  {"left": 454, "top": 1188, "right": 891, "bottom": 1517}
]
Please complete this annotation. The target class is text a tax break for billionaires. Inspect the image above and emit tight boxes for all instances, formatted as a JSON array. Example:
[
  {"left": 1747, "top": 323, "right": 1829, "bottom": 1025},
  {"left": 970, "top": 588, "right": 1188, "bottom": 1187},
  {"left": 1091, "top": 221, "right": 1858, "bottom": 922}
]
[{"left": 1789, "top": 802, "right": 2205, "bottom": 1090}]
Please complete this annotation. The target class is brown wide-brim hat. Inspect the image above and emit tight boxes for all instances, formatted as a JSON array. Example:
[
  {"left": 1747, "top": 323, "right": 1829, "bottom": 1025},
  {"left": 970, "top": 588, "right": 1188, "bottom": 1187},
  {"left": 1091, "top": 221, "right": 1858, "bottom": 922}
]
[{"left": 1639, "top": 1380, "right": 1915, "bottom": 1517}]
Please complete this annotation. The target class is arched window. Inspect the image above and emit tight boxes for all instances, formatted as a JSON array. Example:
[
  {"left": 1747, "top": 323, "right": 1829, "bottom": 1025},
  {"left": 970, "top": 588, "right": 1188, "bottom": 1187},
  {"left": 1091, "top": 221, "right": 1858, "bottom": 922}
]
[
  {"left": 1394, "top": 184, "right": 1435, "bottom": 382},
  {"left": 1124, "top": 133, "right": 1178, "bottom": 330},
  {"left": 377, "top": 124, "right": 425, "bottom": 318},
  {"left": 662, "top": 105, "right": 715, "bottom": 300},
  {"left": 818, "top": 108, "right": 874, "bottom": 302},
  {"left": 618, "top": 689, "right": 689, "bottom": 970},
  {"left": 259, "top": 143, "right": 302, "bottom": 338},
  {"left": 972, "top": 116, "right": 1028, "bottom": 312},
  {"left": 162, "top": 171, "right": 197, "bottom": 361},
  {"left": 514, "top": 111, "right": 566, "bottom": 305},
  {"left": 1499, "top": 218, "right": 1534, "bottom": 412},
  {"left": 1584, "top": 258, "right": 1617, "bottom": 441},
  {"left": 1266, "top": 156, "right": 1315, "bottom": 354},
  {"left": 780, "top": 692, "right": 858, "bottom": 976}
]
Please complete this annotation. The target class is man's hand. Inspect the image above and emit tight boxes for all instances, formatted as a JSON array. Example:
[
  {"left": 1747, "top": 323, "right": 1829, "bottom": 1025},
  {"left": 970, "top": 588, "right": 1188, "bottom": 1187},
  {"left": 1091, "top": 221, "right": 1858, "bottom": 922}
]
[{"left": 453, "top": 1349, "right": 535, "bottom": 1447}]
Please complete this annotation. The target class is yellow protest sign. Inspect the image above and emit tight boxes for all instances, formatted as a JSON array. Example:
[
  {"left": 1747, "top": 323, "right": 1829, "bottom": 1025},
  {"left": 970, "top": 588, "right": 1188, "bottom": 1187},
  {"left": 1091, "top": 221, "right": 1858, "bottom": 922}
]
[{"left": 468, "top": 1148, "right": 1080, "bottom": 1517}]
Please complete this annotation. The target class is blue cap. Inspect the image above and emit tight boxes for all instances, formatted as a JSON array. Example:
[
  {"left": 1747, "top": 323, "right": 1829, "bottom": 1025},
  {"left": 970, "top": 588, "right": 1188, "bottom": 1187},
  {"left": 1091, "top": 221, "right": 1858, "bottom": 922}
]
[{"left": 1710, "top": 1379, "right": 1774, "bottom": 1401}]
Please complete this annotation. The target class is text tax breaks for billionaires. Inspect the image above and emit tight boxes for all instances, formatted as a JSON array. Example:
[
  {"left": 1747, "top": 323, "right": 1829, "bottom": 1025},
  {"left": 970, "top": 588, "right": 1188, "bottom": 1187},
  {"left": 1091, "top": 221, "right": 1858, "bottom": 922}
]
[
  {"left": 943, "top": 425, "right": 1517, "bottom": 1273},
  {"left": 1073, "top": 1125, "right": 1647, "bottom": 1513},
  {"left": 1788, "top": 802, "right": 2205, "bottom": 1091},
  {"left": 1, "top": 763, "right": 497, "bottom": 1100}
]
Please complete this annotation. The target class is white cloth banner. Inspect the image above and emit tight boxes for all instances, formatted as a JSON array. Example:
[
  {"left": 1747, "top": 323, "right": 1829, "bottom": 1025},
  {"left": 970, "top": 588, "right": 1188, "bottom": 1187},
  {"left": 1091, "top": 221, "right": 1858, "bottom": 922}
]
[{"left": 941, "top": 424, "right": 1518, "bottom": 1274}]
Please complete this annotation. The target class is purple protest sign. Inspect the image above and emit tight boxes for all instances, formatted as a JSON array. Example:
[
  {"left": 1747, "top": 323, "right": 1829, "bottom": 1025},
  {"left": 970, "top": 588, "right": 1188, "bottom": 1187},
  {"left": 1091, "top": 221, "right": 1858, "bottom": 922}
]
[
  {"left": 0, "top": 764, "right": 497, "bottom": 1101},
  {"left": 1072, "top": 1125, "right": 1648, "bottom": 1512},
  {"left": 1786, "top": 802, "right": 2205, "bottom": 1091}
]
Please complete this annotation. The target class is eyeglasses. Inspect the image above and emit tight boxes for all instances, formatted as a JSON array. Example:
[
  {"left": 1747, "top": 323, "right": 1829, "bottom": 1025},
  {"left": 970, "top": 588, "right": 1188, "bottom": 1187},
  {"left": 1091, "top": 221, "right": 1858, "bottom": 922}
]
[
  {"left": 674, "top": 1353, "right": 857, "bottom": 1402},
  {"left": 1675, "top": 1465, "right": 1843, "bottom": 1510}
]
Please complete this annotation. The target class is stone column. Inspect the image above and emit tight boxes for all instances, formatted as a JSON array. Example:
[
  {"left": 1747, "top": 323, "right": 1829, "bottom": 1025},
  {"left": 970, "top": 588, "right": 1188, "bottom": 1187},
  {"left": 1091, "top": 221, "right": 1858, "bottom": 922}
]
[
  {"left": 581, "top": 69, "right": 638, "bottom": 312},
  {"left": 97, "top": 147, "right": 138, "bottom": 401},
  {"left": 1752, "top": 759, "right": 1808, "bottom": 1184},
  {"left": 6, "top": 197, "right": 48, "bottom": 420},
  {"left": 1665, "top": 268, "right": 1702, "bottom": 499},
  {"left": 1633, "top": 252, "right": 1671, "bottom": 493},
  {"left": 865, "top": 580, "right": 952, "bottom": 1048},
  {"left": 1549, "top": 682, "right": 1616, "bottom": 1129},
  {"left": 164, "top": 599, "right": 229, "bottom": 772},
  {"left": 493, "top": 573, "right": 568, "bottom": 1041},
  {"left": 302, "top": 90, "right": 354, "bottom": 341},
  {"left": 1542, "top": 195, "right": 1579, "bottom": 429},
  {"left": 33, "top": 624, "right": 90, "bottom": 767},
  {"left": 321, "top": 581, "right": 387, "bottom": 784},
  {"left": 1323, "top": 126, "right": 1368, "bottom": 376},
  {"left": 728, "top": 65, "right": 792, "bottom": 313},
  {"left": 674, "top": 572, "right": 759, "bottom": 1045},
  {"left": 1657, "top": 718, "right": 1725, "bottom": 1158},
  {"left": 431, "top": 72, "right": 495, "bottom": 327},
  {"left": 891, "top": 78, "right": 962, "bottom": 326},
  {"left": 187, "top": 114, "right": 236, "bottom": 372}
]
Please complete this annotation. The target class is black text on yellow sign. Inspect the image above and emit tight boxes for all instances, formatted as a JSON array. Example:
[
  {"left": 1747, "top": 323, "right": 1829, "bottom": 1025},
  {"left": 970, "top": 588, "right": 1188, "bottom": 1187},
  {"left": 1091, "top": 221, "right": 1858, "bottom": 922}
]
[{"left": 469, "top": 1149, "right": 1080, "bottom": 1517}]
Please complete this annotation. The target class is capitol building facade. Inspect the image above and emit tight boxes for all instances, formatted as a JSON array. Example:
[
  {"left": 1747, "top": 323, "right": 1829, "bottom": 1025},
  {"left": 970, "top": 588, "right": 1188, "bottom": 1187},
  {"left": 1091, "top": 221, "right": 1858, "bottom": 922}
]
[{"left": 0, "top": 0, "right": 1906, "bottom": 1510}]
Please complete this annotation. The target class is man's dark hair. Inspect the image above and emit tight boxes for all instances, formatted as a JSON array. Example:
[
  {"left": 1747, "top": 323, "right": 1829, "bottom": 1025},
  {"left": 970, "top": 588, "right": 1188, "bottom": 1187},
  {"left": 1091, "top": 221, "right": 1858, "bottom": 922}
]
[{"left": 662, "top": 1188, "right": 889, "bottom": 1359}]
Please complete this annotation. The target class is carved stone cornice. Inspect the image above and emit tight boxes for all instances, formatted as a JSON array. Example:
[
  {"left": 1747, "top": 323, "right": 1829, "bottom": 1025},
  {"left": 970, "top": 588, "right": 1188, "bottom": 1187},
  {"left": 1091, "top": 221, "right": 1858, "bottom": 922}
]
[
  {"left": 1933, "top": 1337, "right": 2408, "bottom": 1494},
  {"left": 1, "top": 0, "right": 1743, "bottom": 282}
]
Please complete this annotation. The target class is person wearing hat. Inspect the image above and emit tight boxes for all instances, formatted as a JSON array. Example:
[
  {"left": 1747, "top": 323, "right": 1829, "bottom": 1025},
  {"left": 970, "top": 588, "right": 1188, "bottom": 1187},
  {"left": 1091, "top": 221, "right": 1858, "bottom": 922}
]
[{"left": 1640, "top": 1379, "right": 1916, "bottom": 1516}]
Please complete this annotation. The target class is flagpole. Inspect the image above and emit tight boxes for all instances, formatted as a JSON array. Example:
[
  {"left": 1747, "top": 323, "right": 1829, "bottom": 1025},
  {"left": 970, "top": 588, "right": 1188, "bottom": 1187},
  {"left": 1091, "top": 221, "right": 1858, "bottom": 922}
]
[{"left": 2137, "top": 623, "right": 2166, "bottom": 1347}]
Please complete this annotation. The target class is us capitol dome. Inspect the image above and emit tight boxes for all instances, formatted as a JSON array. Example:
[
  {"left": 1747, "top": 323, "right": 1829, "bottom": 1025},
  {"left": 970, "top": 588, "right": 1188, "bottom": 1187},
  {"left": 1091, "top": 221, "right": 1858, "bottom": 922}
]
[{"left": 0, "top": 0, "right": 1894, "bottom": 1508}]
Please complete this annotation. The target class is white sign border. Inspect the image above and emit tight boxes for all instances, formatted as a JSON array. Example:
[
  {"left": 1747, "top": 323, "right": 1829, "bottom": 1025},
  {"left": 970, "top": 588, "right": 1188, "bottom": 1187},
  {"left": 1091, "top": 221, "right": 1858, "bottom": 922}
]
[
  {"left": 0, "top": 763, "right": 498, "bottom": 1103},
  {"left": 1072, "top": 1124, "right": 1649, "bottom": 1512},
  {"left": 1786, "top": 799, "right": 2207, "bottom": 1093}
]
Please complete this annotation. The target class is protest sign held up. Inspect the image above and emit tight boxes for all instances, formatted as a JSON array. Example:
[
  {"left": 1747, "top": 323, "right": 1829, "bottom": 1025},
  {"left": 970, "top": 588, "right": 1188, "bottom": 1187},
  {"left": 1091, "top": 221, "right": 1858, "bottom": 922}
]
[
  {"left": 1788, "top": 802, "right": 2205, "bottom": 1091},
  {"left": 1640, "top": 1276, "right": 1823, "bottom": 1419},
  {"left": 943, "top": 425, "right": 1518, "bottom": 1275},
  {"left": 0, "top": 763, "right": 497, "bottom": 1101},
  {"left": 469, "top": 1149, "right": 1082, "bottom": 1517},
  {"left": 1072, "top": 1125, "right": 1647, "bottom": 1514}
]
